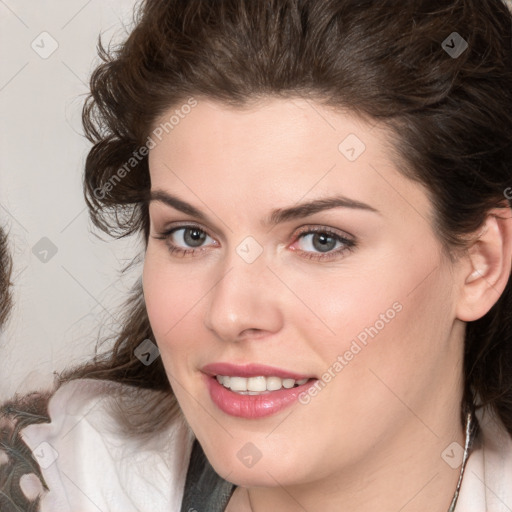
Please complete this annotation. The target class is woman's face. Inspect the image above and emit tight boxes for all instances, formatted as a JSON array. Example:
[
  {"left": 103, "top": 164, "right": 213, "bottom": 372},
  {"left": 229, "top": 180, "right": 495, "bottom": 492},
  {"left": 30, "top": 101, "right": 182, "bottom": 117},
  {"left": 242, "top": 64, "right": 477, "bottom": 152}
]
[{"left": 143, "top": 97, "right": 465, "bottom": 488}]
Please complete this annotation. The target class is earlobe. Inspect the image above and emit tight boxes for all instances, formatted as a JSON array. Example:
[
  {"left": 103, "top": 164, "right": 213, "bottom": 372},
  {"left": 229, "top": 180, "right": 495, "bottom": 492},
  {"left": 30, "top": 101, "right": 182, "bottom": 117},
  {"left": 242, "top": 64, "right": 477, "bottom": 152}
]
[{"left": 456, "top": 206, "right": 512, "bottom": 322}]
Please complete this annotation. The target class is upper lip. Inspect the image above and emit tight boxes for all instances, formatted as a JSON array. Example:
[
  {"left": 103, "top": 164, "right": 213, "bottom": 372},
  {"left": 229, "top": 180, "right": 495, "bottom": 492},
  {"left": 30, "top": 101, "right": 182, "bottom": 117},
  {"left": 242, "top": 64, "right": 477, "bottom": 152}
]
[{"left": 201, "top": 362, "right": 313, "bottom": 380}]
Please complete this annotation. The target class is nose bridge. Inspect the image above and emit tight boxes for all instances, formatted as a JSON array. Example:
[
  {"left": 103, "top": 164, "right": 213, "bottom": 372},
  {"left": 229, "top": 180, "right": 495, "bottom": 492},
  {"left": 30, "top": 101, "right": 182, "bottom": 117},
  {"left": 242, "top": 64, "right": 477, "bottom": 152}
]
[{"left": 204, "top": 245, "right": 283, "bottom": 341}]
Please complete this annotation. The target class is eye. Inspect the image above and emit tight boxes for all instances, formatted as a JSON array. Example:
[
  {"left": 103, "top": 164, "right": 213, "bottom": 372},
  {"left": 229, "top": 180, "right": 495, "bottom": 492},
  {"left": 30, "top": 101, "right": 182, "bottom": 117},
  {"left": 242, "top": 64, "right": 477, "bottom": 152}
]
[
  {"left": 290, "top": 227, "right": 356, "bottom": 260},
  {"left": 298, "top": 232, "right": 341, "bottom": 253},
  {"left": 171, "top": 227, "right": 213, "bottom": 248},
  {"left": 154, "top": 225, "right": 218, "bottom": 256}
]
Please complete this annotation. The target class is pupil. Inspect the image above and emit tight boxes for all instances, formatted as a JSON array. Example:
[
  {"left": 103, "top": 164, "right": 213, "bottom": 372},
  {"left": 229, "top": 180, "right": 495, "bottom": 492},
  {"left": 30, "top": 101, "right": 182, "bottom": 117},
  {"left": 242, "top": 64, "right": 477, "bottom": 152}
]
[
  {"left": 312, "top": 233, "right": 336, "bottom": 252},
  {"left": 184, "top": 228, "right": 206, "bottom": 247}
]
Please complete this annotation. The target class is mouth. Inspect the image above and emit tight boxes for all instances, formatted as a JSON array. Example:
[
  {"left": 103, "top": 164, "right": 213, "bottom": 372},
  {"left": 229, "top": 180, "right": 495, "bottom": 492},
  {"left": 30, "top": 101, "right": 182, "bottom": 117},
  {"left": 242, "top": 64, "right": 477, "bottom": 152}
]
[{"left": 201, "top": 362, "right": 317, "bottom": 418}]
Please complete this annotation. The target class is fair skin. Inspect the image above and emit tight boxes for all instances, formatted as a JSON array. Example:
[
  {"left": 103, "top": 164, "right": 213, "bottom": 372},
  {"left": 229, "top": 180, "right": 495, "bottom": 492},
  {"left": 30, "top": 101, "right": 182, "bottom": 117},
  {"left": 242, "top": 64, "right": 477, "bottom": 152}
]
[{"left": 143, "top": 97, "right": 512, "bottom": 512}]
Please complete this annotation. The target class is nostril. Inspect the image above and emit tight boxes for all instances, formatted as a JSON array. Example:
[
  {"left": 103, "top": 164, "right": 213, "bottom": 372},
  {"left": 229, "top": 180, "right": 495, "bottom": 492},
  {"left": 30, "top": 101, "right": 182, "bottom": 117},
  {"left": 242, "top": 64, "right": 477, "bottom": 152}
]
[{"left": 236, "top": 328, "right": 267, "bottom": 340}]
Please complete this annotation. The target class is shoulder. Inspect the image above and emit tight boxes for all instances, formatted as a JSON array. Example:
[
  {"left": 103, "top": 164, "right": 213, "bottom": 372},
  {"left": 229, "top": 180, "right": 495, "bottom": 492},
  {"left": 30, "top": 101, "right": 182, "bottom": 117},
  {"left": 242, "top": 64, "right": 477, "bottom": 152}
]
[
  {"left": 8, "top": 378, "right": 194, "bottom": 512},
  {"left": 455, "top": 406, "right": 512, "bottom": 511}
]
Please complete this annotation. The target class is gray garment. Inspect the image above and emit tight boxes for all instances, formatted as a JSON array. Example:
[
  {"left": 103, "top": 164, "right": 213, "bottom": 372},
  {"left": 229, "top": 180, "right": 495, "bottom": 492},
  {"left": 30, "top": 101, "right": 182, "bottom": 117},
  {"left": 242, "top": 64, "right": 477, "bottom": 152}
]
[{"left": 180, "top": 439, "right": 236, "bottom": 512}]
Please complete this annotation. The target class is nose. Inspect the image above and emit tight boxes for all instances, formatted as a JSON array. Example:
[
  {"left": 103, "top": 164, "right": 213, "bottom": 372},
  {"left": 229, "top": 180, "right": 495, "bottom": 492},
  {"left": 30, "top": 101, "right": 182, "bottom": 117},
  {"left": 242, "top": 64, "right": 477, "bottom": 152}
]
[{"left": 203, "top": 252, "right": 284, "bottom": 342}]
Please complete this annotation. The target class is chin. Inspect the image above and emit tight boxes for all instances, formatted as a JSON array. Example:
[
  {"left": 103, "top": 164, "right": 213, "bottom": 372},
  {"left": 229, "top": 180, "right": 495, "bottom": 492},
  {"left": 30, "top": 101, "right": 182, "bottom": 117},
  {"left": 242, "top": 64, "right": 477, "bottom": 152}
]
[{"left": 201, "top": 440, "right": 312, "bottom": 488}]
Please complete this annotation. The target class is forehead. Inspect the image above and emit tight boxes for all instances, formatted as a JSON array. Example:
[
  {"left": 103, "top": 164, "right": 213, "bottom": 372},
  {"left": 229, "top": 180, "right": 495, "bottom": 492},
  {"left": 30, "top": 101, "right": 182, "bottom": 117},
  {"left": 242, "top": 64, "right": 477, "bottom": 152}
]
[
  {"left": 149, "top": 97, "right": 373, "bottom": 167},
  {"left": 147, "top": 97, "right": 432, "bottom": 222}
]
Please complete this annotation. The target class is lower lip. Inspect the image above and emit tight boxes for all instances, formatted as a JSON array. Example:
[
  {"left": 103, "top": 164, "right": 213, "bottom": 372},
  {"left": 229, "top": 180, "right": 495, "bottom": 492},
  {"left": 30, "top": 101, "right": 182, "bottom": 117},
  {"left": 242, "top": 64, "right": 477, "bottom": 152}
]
[{"left": 204, "top": 374, "right": 316, "bottom": 418}]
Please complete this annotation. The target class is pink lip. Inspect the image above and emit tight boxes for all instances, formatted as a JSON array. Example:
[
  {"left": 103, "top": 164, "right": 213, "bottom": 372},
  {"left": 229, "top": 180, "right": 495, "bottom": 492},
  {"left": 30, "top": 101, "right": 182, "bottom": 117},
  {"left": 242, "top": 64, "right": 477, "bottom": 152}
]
[{"left": 201, "top": 362, "right": 317, "bottom": 419}]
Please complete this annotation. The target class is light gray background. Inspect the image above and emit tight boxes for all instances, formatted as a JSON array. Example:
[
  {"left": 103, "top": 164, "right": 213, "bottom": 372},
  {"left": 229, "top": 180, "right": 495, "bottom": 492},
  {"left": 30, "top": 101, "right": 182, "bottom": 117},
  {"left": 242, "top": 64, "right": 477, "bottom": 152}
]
[{"left": 0, "top": 0, "right": 142, "bottom": 399}]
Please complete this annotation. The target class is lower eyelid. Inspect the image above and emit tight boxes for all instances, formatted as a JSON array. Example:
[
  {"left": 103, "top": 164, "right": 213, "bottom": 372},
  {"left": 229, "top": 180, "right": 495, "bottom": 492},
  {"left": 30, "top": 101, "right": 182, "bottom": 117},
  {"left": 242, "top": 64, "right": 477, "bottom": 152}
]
[{"left": 298, "top": 242, "right": 355, "bottom": 260}]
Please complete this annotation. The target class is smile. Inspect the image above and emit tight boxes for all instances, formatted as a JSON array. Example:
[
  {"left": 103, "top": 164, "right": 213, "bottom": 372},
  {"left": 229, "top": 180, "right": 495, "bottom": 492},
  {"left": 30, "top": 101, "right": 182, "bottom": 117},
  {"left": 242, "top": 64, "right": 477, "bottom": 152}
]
[{"left": 201, "top": 363, "right": 317, "bottom": 418}]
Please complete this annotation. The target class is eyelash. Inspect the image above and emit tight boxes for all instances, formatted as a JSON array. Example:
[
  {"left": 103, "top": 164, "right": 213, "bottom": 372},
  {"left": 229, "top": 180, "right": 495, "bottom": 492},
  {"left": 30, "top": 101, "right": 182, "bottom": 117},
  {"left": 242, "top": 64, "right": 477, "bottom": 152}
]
[{"left": 153, "top": 224, "right": 356, "bottom": 261}]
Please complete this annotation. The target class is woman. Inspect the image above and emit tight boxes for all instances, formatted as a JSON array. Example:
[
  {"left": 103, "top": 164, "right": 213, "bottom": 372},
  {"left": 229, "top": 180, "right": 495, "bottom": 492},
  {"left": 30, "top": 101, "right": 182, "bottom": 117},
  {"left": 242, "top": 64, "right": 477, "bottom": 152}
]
[{"left": 2, "top": 0, "right": 512, "bottom": 510}]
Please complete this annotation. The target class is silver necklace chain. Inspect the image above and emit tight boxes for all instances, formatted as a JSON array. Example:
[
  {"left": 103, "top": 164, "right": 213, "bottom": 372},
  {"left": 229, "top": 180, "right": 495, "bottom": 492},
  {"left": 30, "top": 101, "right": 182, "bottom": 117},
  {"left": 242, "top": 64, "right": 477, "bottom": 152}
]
[{"left": 447, "top": 410, "right": 477, "bottom": 512}]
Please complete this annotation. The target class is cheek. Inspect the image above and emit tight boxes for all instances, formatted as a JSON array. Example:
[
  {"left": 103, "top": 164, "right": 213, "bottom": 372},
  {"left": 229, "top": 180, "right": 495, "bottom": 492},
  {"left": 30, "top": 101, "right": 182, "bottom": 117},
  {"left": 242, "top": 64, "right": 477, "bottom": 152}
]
[
  {"left": 281, "top": 263, "right": 402, "bottom": 359},
  {"left": 142, "top": 249, "right": 206, "bottom": 351}
]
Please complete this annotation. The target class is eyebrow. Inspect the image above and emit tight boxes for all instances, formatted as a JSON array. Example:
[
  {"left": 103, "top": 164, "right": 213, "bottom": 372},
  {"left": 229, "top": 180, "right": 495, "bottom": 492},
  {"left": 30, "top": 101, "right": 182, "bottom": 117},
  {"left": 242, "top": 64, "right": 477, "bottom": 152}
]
[
  {"left": 268, "top": 196, "right": 380, "bottom": 224},
  {"left": 148, "top": 190, "right": 380, "bottom": 225},
  {"left": 148, "top": 190, "right": 207, "bottom": 220}
]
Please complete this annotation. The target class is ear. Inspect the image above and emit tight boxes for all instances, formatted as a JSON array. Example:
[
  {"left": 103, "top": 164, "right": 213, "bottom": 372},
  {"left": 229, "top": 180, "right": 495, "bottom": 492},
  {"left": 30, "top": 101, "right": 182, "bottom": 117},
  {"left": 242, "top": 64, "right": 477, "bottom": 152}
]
[{"left": 456, "top": 205, "right": 512, "bottom": 322}]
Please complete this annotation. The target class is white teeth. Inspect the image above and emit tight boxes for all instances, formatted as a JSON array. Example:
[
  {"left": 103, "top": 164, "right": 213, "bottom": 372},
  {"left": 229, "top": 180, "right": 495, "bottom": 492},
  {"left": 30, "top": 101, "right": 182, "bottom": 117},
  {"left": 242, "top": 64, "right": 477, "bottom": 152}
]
[
  {"left": 215, "top": 375, "right": 309, "bottom": 393},
  {"left": 266, "top": 376, "right": 282, "bottom": 391},
  {"left": 282, "top": 378, "right": 295, "bottom": 389},
  {"left": 229, "top": 376, "right": 248, "bottom": 392},
  {"left": 216, "top": 375, "right": 231, "bottom": 387},
  {"left": 247, "top": 376, "right": 267, "bottom": 392}
]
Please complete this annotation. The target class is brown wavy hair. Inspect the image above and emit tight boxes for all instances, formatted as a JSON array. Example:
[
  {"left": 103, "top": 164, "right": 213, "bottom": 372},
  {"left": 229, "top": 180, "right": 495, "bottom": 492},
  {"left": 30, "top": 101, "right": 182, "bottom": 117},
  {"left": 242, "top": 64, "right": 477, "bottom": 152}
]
[
  {"left": 2, "top": 0, "right": 512, "bottom": 508},
  {"left": 0, "top": 228, "right": 12, "bottom": 327}
]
